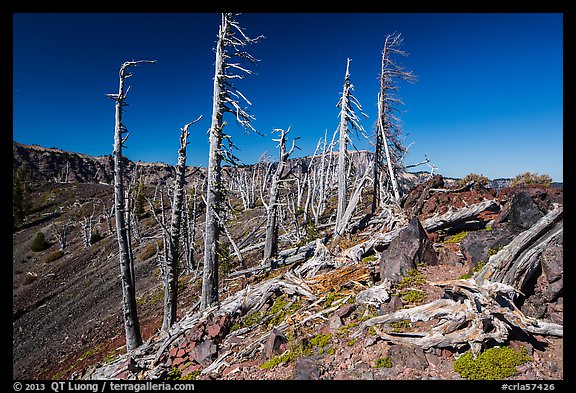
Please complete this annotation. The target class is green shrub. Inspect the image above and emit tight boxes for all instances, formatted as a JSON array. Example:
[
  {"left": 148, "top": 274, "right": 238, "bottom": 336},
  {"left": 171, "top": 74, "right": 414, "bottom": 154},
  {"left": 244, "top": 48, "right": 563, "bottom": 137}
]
[
  {"left": 453, "top": 346, "right": 532, "bottom": 380},
  {"left": 31, "top": 232, "right": 50, "bottom": 252},
  {"left": 510, "top": 172, "right": 552, "bottom": 188},
  {"left": 90, "top": 229, "right": 103, "bottom": 244},
  {"left": 457, "top": 173, "right": 490, "bottom": 189},
  {"left": 45, "top": 250, "right": 64, "bottom": 263},
  {"left": 374, "top": 357, "right": 392, "bottom": 368}
]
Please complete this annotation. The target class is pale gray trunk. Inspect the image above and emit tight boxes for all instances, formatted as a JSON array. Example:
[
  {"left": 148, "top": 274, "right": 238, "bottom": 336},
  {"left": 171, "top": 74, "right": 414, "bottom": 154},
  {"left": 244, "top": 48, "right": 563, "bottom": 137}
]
[
  {"left": 201, "top": 13, "right": 261, "bottom": 309},
  {"left": 110, "top": 60, "right": 154, "bottom": 350},
  {"left": 162, "top": 123, "right": 192, "bottom": 330},
  {"left": 263, "top": 128, "right": 296, "bottom": 266},
  {"left": 379, "top": 96, "right": 401, "bottom": 202},
  {"left": 335, "top": 61, "right": 351, "bottom": 233},
  {"left": 201, "top": 15, "right": 227, "bottom": 311}
]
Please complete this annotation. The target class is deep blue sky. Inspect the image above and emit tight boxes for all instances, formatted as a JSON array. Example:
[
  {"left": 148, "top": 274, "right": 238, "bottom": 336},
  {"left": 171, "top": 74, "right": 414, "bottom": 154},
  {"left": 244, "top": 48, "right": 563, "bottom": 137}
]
[{"left": 13, "top": 13, "right": 563, "bottom": 181}]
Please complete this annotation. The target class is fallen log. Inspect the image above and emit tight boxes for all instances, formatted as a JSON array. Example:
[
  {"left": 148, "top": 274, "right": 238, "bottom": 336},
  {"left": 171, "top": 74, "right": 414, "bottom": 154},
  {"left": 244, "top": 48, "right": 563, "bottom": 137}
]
[
  {"left": 421, "top": 199, "right": 498, "bottom": 232},
  {"left": 344, "top": 200, "right": 499, "bottom": 263},
  {"left": 475, "top": 205, "right": 563, "bottom": 291},
  {"left": 352, "top": 278, "right": 562, "bottom": 355}
]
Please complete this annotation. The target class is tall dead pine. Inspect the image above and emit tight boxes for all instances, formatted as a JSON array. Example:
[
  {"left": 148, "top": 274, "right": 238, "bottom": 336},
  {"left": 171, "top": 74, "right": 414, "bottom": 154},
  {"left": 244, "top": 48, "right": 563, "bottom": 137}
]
[
  {"left": 334, "top": 58, "right": 367, "bottom": 236},
  {"left": 108, "top": 59, "right": 155, "bottom": 350},
  {"left": 161, "top": 118, "right": 201, "bottom": 330},
  {"left": 262, "top": 127, "right": 298, "bottom": 266},
  {"left": 202, "top": 13, "right": 263, "bottom": 310},
  {"left": 372, "top": 33, "right": 415, "bottom": 209}
]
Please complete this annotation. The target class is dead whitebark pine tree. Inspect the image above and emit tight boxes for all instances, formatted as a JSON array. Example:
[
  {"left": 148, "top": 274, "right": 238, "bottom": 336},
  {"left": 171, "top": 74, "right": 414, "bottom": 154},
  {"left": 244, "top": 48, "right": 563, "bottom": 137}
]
[
  {"left": 372, "top": 33, "right": 416, "bottom": 211},
  {"left": 334, "top": 58, "right": 368, "bottom": 236},
  {"left": 201, "top": 13, "right": 263, "bottom": 311},
  {"left": 262, "top": 127, "right": 299, "bottom": 266},
  {"left": 160, "top": 117, "right": 201, "bottom": 330},
  {"left": 108, "top": 59, "right": 155, "bottom": 350}
]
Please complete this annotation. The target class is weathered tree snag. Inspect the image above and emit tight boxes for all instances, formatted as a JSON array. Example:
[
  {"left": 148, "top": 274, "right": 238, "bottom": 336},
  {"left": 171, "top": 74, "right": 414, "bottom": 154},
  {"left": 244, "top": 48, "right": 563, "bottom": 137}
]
[
  {"left": 201, "top": 13, "right": 262, "bottom": 311},
  {"left": 352, "top": 279, "right": 562, "bottom": 355},
  {"left": 475, "top": 205, "right": 563, "bottom": 291},
  {"left": 52, "top": 219, "right": 73, "bottom": 250},
  {"left": 334, "top": 158, "right": 373, "bottom": 236},
  {"left": 109, "top": 59, "right": 155, "bottom": 350},
  {"left": 372, "top": 33, "right": 416, "bottom": 209},
  {"left": 334, "top": 58, "right": 367, "bottom": 235},
  {"left": 263, "top": 128, "right": 298, "bottom": 266},
  {"left": 161, "top": 119, "right": 201, "bottom": 331}
]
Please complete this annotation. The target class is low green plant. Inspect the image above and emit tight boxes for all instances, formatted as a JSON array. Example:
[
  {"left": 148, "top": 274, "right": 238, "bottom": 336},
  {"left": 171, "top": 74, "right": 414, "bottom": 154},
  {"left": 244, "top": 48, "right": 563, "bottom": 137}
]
[
  {"left": 374, "top": 357, "right": 392, "bottom": 368},
  {"left": 180, "top": 370, "right": 201, "bottom": 380},
  {"left": 337, "top": 321, "right": 361, "bottom": 338},
  {"left": 453, "top": 346, "right": 532, "bottom": 380},
  {"left": 31, "top": 232, "right": 50, "bottom": 252},
  {"left": 361, "top": 254, "right": 378, "bottom": 264},
  {"left": 457, "top": 173, "right": 490, "bottom": 189},
  {"left": 395, "top": 268, "right": 425, "bottom": 290},
  {"left": 347, "top": 338, "right": 357, "bottom": 346},
  {"left": 90, "top": 229, "right": 103, "bottom": 244},
  {"left": 488, "top": 245, "right": 504, "bottom": 257},
  {"left": 388, "top": 319, "right": 411, "bottom": 333},
  {"left": 458, "top": 273, "right": 471, "bottom": 280},
  {"left": 473, "top": 260, "right": 487, "bottom": 273},
  {"left": 311, "top": 333, "right": 332, "bottom": 348},
  {"left": 510, "top": 172, "right": 552, "bottom": 188},
  {"left": 400, "top": 289, "right": 426, "bottom": 304},
  {"left": 324, "top": 292, "right": 338, "bottom": 308},
  {"left": 444, "top": 231, "right": 470, "bottom": 244}
]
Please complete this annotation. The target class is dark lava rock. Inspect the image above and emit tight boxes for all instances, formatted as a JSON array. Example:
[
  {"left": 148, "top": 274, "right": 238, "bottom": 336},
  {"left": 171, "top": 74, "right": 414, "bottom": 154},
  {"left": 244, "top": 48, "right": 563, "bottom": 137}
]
[
  {"left": 293, "top": 356, "right": 322, "bottom": 380},
  {"left": 261, "top": 328, "right": 289, "bottom": 361},
  {"left": 496, "top": 191, "right": 544, "bottom": 230},
  {"left": 460, "top": 222, "right": 520, "bottom": 269},
  {"left": 379, "top": 217, "right": 438, "bottom": 285}
]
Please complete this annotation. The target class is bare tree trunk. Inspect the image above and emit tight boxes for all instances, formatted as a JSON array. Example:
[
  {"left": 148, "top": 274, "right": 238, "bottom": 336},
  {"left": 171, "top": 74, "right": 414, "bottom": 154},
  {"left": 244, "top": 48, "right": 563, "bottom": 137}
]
[
  {"left": 202, "top": 66, "right": 224, "bottom": 311},
  {"left": 109, "top": 59, "right": 154, "bottom": 350},
  {"left": 379, "top": 96, "right": 401, "bottom": 202},
  {"left": 201, "top": 13, "right": 262, "bottom": 310},
  {"left": 263, "top": 128, "right": 297, "bottom": 266},
  {"left": 334, "top": 58, "right": 367, "bottom": 235},
  {"left": 373, "top": 33, "right": 416, "bottom": 207},
  {"left": 162, "top": 120, "right": 198, "bottom": 330},
  {"left": 335, "top": 61, "right": 352, "bottom": 232}
]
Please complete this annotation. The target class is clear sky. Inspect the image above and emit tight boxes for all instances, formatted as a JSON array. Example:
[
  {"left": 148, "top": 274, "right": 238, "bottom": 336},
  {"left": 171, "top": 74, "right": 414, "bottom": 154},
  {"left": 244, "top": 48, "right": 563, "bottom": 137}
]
[{"left": 12, "top": 13, "right": 563, "bottom": 181}]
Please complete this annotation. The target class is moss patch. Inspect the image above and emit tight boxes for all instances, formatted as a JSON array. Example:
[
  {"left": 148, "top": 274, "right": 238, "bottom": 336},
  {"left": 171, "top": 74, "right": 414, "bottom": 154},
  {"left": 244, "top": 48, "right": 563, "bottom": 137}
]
[
  {"left": 388, "top": 319, "right": 411, "bottom": 333},
  {"left": 395, "top": 268, "right": 425, "bottom": 290},
  {"left": 374, "top": 357, "right": 392, "bottom": 368},
  {"left": 453, "top": 346, "right": 532, "bottom": 380},
  {"left": 444, "top": 231, "right": 470, "bottom": 244}
]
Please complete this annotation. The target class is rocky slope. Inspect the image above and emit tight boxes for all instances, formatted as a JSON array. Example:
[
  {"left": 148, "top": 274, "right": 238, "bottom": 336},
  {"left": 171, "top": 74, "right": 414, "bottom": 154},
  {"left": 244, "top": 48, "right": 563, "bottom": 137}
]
[{"left": 12, "top": 142, "right": 563, "bottom": 381}]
